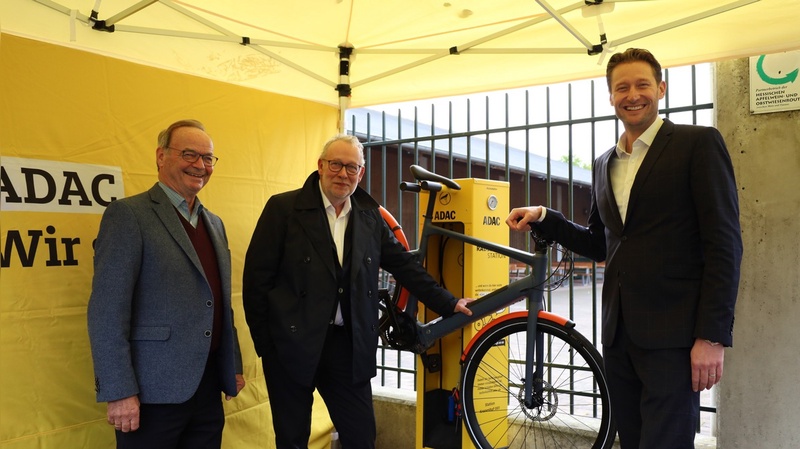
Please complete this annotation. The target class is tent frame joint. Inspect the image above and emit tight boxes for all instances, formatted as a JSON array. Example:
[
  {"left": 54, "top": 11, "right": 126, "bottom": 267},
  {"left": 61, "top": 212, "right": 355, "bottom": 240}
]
[
  {"left": 336, "top": 84, "right": 352, "bottom": 97},
  {"left": 91, "top": 19, "right": 115, "bottom": 32},
  {"left": 587, "top": 44, "right": 604, "bottom": 55}
]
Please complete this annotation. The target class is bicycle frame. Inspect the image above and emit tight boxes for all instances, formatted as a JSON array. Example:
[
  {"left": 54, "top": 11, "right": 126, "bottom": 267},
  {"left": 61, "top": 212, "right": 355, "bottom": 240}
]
[{"left": 396, "top": 165, "right": 576, "bottom": 409}]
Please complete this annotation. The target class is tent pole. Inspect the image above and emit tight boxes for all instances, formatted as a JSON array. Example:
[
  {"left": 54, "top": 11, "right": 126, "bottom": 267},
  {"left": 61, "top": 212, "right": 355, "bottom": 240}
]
[
  {"left": 103, "top": 0, "right": 158, "bottom": 26},
  {"left": 535, "top": 0, "right": 594, "bottom": 51},
  {"left": 337, "top": 45, "right": 354, "bottom": 134},
  {"left": 609, "top": 0, "right": 760, "bottom": 47}
]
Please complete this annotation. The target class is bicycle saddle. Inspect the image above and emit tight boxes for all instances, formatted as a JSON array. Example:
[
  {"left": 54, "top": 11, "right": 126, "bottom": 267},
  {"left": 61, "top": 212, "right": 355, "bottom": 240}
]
[{"left": 409, "top": 165, "right": 461, "bottom": 190}]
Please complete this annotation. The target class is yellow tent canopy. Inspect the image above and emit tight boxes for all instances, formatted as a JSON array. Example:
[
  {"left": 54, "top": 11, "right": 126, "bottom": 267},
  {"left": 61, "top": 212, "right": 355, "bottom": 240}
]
[{"left": 4, "top": 0, "right": 800, "bottom": 112}]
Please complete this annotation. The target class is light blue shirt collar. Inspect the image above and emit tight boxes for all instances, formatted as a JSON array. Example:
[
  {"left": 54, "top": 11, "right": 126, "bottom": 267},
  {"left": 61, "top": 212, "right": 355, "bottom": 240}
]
[{"left": 158, "top": 182, "right": 203, "bottom": 227}]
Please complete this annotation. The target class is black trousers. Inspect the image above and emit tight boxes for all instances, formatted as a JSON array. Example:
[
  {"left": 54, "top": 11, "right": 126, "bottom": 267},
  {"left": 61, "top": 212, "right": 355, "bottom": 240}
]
[
  {"left": 116, "top": 357, "right": 225, "bottom": 449},
  {"left": 603, "top": 317, "right": 700, "bottom": 449},
  {"left": 262, "top": 325, "right": 376, "bottom": 449}
]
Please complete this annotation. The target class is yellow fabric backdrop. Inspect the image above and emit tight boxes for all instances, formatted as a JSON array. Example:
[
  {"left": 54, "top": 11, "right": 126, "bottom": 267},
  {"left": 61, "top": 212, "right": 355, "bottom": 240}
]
[{"left": 0, "top": 33, "right": 338, "bottom": 449}]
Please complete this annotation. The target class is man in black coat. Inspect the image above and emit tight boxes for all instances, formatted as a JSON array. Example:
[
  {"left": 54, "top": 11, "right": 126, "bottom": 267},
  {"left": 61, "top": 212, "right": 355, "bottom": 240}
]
[
  {"left": 506, "top": 49, "right": 743, "bottom": 448},
  {"left": 243, "top": 134, "right": 472, "bottom": 449}
]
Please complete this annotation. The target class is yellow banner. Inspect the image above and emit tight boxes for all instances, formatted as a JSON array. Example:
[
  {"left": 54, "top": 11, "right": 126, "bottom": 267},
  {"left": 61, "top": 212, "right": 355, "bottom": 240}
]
[{"left": 1, "top": 33, "right": 338, "bottom": 449}]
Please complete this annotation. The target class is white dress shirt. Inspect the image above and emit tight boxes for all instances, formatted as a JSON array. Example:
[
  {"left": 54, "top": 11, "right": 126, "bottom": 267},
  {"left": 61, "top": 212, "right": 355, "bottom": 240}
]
[
  {"left": 319, "top": 182, "right": 352, "bottom": 326},
  {"left": 609, "top": 117, "right": 664, "bottom": 224}
]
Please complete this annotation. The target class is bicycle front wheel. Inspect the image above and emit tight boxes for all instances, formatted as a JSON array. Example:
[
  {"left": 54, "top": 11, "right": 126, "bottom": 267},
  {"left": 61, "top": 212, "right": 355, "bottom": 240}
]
[{"left": 461, "top": 314, "right": 615, "bottom": 449}]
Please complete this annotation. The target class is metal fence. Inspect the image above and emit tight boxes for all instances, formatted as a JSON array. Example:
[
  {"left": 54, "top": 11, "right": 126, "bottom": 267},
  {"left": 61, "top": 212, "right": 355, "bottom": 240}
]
[{"left": 346, "top": 63, "right": 717, "bottom": 434}]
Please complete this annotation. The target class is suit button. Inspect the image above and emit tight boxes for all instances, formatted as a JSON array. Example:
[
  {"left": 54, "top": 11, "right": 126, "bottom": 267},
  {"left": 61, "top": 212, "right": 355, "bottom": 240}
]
[
  {"left": 366, "top": 257, "right": 372, "bottom": 264},
  {"left": 367, "top": 290, "right": 372, "bottom": 297},
  {"left": 290, "top": 326, "right": 297, "bottom": 333},
  {"left": 338, "top": 287, "right": 344, "bottom": 294},
  {"left": 206, "top": 300, "right": 213, "bottom": 307},
  {"left": 621, "top": 236, "right": 628, "bottom": 241},
  {"left": 303, "top": 256, "right": 311, "bottom": 263},
  {"left": 204, "top": 330, "right": 212, "bottom": 337}
]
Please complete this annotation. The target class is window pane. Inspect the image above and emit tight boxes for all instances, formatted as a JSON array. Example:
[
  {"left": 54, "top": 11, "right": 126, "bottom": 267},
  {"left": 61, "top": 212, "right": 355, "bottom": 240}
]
[
  {"left": 548, "top": 83, "right": 570, "bottom": 122},
  {"left": 695, "top": 63, "right": 714, "bottom": 105},
  {"left": 570, "top": 80, "right": 594, "bottom": 120},
  {"left": 667, "top": 65, "right": 695, "bottom": 108}
]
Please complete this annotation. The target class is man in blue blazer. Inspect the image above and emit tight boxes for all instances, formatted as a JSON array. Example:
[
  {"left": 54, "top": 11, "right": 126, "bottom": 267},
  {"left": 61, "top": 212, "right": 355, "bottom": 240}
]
[
  {"left": 242, "top": 135, "right": 472, "bottom": 449},
  {"left": 87, "top": 119, "right": 245, "bottom": 449},
  {"left": 507, "top": 49, "right": 742, "bottom": 448}
]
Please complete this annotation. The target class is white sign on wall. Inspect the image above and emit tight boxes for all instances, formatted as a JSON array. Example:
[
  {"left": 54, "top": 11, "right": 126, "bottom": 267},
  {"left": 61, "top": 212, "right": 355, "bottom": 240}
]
[
  {"left": 1, "top": 157, "right": 124, "bottom": 214},
  {"left": 749, "top": 50, "right": 800, "bottom": 114}
]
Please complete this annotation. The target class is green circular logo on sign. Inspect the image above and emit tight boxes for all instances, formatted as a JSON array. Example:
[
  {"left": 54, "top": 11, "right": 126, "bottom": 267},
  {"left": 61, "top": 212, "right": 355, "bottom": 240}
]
[{"left": 756, "top": 55, "right": 799, "bottom": 85}]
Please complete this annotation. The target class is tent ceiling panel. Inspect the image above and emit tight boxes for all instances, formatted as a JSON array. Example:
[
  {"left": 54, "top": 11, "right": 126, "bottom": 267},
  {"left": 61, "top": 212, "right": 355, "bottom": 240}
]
[{"left": 3, "top": 0, "right": 799, "bottom": 107}]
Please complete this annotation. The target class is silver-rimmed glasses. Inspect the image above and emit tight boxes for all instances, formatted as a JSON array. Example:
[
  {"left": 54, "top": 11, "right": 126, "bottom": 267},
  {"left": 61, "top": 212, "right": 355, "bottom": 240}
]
[
  {"left": 167, "top": 147, "right": 219, "bottom": 167},
  {"left": 321, "top": 159, "right": 362, "bottom": 175}
]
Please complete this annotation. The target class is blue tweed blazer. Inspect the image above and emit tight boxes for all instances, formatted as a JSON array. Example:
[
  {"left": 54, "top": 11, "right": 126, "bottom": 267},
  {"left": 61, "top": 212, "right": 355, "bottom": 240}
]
[{"left": 87, "top": 183, "right": 242, "bottom": 403}]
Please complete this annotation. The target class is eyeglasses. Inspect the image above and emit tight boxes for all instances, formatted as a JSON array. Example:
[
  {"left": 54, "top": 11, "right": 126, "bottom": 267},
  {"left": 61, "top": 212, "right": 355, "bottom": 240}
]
[
  {"left": 167, "top": 147, "right": 219, "bottom": 167},
  {"left": 322, "top": 159, "right": 362, "bottom": 175}
]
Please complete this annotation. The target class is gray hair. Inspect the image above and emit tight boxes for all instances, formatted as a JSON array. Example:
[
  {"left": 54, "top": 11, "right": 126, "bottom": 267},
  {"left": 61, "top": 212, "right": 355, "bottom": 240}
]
[
  {"left": 157, "top": 119, "right": 206, "bottom": 149},
  {"left": 320, "top": 134, "right": 364, "bottom": 164}
]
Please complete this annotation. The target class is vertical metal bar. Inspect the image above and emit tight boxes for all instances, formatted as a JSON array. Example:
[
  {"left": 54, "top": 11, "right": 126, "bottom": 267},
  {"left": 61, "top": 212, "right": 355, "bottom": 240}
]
[
  {"left": 566, "top": 83, "right": 577, "bottom": 414},
  {"left": 590, "top": 78, "right": 601, "bottom": 416},
  {"left": 413, "top": 106, "right": 419, "bottom": 175},
  {"left": 545, "top": 86, "right": 553, "bottom": 315},
  {"left": 430, "top": 103, "right": 436, "bottom": 174},
  {"left": 590, "top": 80, "right": 600, "bottom": 349},
  {"left": 381, "top": 111, "right": 388, "bottom": 205},
  {"left": 448, "top": 102, "right": 454, "bottom": 178},
  {"left": 524, "top": 90, "right": 532, "bottom": 255},
  {"left": 397, "top": 108, "right": 405, "bottom": 233},
  {"left": 545, "top": 86, "right": 552, "bottom": 211},
  {"left": 565, "top": 87, "right": 573, "bottom": 227},
  {"left": 664, "top": 68, "right": 670, "bottom": 120},
  {"left": 692, "top": 65, "right": 698, "bottom": 125},
  {"left": 363, "top": 113, "right": 372, "bottom": 196},
  {"left": 505, "top": 93, "right": 511, "bottom": 182},
  {"left": 485, "top": 96, "right": 491, "bottom": 179},
  {"left": 466, "top": 98, "right": 472, "bottom": 178}
]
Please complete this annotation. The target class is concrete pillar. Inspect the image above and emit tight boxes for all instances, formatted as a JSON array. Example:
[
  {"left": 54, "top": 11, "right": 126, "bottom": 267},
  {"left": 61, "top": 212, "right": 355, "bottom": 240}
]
[{"left": 715, "top": 56, "right": 800, "bottom": 448}]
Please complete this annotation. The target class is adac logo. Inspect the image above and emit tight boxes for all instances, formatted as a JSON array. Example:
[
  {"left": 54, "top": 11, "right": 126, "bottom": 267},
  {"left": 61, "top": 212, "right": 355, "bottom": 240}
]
[
  {"left": 439, "top": 191, "right": 452, "bottom": 205},
  {"left": 756, "top": 55, "right": 799, "bottom": 86}
]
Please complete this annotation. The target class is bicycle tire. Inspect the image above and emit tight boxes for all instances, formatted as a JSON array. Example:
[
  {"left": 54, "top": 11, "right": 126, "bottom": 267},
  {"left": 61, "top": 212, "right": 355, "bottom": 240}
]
[{"left": 461, "top": 314, "right": 615, "bottom": 449}]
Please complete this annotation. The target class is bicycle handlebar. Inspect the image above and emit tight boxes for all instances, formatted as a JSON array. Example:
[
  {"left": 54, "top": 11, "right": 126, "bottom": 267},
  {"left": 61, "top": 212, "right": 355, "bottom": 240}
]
[
  {"left": 400, "top": 180, "right": 445, "bottom": 193},
  {"left": 399, "top": 182, "right": 421, "bottom": 193}
]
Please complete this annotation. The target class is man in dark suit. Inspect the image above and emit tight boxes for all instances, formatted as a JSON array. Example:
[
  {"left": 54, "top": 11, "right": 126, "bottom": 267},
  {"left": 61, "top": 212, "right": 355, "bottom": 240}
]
[
  {"left": 506, "top": 49, "right": 743, "bottom": 448},
  {"left": 242, "top": 134, "right": 472, "bottom": 449},
  {"left": 87, "top": 119, "right": 245, "bottom": 449}
]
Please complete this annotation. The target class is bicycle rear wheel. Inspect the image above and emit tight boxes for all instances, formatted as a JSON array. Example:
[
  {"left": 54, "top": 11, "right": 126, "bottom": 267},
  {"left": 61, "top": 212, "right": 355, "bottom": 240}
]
[{"left": 461, "top": 315, "right": 615, "bottom": 449}]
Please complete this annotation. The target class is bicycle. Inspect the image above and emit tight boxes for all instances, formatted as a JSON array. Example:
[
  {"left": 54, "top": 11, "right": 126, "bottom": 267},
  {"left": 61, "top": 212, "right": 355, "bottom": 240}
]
[{"left": 377, "top": 165, "right": 615, "bottom": 449}]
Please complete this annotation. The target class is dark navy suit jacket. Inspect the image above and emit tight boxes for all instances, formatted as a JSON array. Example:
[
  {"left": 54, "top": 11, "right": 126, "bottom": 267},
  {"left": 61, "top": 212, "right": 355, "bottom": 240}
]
[{"left": 533, "top": 119, "right": 743, "bottom": 349}]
